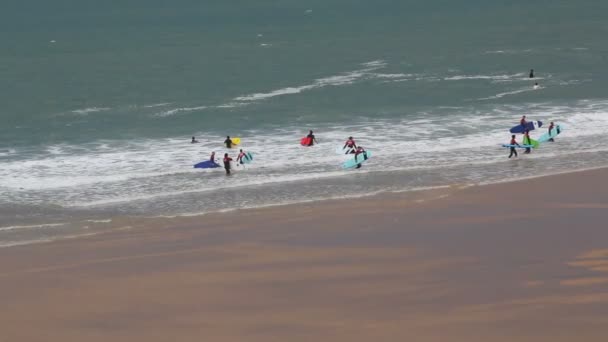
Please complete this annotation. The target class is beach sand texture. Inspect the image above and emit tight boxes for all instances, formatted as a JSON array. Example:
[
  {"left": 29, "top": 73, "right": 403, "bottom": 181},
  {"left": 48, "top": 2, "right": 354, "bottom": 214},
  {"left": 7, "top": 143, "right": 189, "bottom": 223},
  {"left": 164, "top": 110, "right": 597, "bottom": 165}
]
[{"left": 1, "top": 169, "right": 608, "bottom": 341}]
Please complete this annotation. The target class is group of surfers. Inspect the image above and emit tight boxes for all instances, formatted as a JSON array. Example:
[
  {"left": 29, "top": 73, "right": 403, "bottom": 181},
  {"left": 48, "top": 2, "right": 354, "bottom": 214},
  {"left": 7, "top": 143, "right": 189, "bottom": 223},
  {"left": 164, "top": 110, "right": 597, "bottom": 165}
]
[
  {"left": 508, "top": 115, "right": 558, "bottom": 159},
  {"left": 192, "top": 131, "right": 369, "bottom": 174}
]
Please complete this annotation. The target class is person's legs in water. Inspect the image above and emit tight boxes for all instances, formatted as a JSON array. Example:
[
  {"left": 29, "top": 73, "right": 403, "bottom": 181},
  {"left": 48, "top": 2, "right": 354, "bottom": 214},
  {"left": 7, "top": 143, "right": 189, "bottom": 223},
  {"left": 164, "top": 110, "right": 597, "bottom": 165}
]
[{"left": 509, "top": 147, "right": 517, "bottom": 158}]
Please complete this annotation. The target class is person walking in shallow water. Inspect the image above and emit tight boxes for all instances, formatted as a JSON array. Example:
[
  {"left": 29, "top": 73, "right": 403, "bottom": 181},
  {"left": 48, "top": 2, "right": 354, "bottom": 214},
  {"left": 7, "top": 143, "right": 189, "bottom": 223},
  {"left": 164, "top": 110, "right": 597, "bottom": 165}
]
[
  {"left": 223, "top": 153, "right": 233, "bottom": 175},
  {"left": 523, "top": 130, "right": 532, "bottom": 154},
  {"left": 508, "top": 135, "right": 519, "bottom": 158}
]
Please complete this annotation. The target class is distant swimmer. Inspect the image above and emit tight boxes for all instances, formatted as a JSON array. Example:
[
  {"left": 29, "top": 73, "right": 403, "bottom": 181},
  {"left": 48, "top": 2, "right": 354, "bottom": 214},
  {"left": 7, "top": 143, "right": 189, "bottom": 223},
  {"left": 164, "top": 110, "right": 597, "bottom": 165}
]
[
  {"left": 210, "top": 151, "right": 216, "bottom": 162},
  {"left": 191, "top": 136, "right": 199, "bottom": 143},
  {"left": 306, "top": 130, "right": 318, "bottom": 146},
  {"left": 354, "top": 146, "right": 368, "bottom": 169},
  {"left": 548, "top": 122, "right": 556, "bottom": 142},
  {"left": 508, "top": 135, "right": 519, "bottom": 158},
  {"left": 533, "top": 82, "right": 540, "bottom": 90},
  {"left": 529, "top": 69, "right": 535, "bottom": 78},
  {"left": 343, "top": 136, "right": 357, "bottom": 154},
  {"left": 223, "top": 153, "right": 233, "bottom": 175},
  {"left": 224, "top": 136, "right": 234, "bottom": 148},
  {"left": 523, "top": 130, "right": 532, "bottom": 154}
]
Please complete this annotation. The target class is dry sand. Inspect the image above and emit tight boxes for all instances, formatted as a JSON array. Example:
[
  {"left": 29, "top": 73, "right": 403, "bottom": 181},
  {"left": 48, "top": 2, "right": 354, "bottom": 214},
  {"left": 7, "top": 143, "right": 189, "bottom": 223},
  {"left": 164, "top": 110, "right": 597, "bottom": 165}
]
[{"left": 1, "top": 168, "right": 608, "bottom": 341}]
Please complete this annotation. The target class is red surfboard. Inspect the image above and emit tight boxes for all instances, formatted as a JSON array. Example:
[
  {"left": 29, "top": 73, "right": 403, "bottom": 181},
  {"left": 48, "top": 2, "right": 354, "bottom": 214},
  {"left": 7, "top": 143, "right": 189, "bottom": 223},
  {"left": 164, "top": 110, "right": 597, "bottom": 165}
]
[{"left": 300, "top": 137, "right": 312, "bottom": 146}]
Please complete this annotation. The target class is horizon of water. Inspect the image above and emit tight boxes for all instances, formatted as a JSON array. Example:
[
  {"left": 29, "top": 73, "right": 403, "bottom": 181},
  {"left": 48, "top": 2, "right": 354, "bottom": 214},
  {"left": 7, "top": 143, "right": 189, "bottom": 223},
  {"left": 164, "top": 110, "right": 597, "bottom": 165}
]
[{"left": 2, "top": 0, "right": 608, "bottom": 247}]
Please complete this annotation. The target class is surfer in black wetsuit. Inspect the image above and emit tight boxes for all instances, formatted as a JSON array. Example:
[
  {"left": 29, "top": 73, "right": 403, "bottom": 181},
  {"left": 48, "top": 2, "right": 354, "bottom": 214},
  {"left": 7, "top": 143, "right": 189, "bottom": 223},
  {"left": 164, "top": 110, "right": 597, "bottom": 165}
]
[
  {"left": 307, "top": 130, "right": 317, "bottom": 146},
  {"left": 210, "top": 151, "right": 216, "bottom": 162},
  {"left": 529, "top": 69, "right": 534, "bottom": 78},
  {"left": 223, "top": 153, "right": 233, "bottom": 175},
  {"left": 508, "top": 135, "right": 519, "bottom": 158},
  {"left": 191, "top": 136, "right": 199, "bottom": 143},
  {"left": 224, "top": 136, "right": 233, "bottom": 148},
  {"left": 354, "top": 146, "right": 367, "bottom": 169},
  {"left": 548, "top": 122, "right": 555, "bottom": 142},
  {"left": 523, "top": 130, "right": 532, "bottom": 154}
]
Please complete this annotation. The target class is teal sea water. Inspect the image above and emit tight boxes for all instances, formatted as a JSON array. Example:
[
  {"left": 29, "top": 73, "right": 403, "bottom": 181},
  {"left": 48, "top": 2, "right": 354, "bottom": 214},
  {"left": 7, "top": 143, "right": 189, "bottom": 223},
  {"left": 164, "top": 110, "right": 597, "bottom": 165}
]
[{"left": 2, "top": 0, "right": 608, "bottom": 246}]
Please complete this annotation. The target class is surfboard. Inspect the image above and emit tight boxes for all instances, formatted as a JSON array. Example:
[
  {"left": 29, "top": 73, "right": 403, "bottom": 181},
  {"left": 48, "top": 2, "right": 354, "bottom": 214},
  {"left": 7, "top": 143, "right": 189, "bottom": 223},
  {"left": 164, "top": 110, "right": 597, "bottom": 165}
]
[
  {"left": 537, "top": 125, "right": 563, "bottom": 143},
  {"left": 238, "top": 152, "right": 254, "bottom": 165},
  {"left": 301, "top": 137, "right": 312, "bottom": 146},
  {"left": 232, "top": 137, "right": 241, "bottom": 145},
  {"left": 522, "top": 136, "right": 539, "bottom": 148},
  {"left": 194, "top": 160, "right": 220, "bottom": 169},
  {"left": 343, "top": 151, "right": 372, "bottom": 169},
  {"left": 510, "top": 121, "right": 543, "bottom": 134},
  {"left": 502, "top": 144, "right": 534, "bottom": 149}
]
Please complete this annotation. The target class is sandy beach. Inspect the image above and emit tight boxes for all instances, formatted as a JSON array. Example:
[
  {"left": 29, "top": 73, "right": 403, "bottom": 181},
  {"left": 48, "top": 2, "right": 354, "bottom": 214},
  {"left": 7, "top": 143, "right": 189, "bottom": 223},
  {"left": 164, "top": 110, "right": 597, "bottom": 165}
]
[{"left": 2, "top": 168, "right": 608, "bottom": 341}]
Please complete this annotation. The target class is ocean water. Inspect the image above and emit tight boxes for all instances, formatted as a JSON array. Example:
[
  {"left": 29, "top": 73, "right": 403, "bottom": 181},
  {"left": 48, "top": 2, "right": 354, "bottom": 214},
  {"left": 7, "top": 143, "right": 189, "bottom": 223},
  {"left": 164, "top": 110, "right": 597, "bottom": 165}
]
[{"left": 2, "top": 0, "right": 608, "bottom": 246}]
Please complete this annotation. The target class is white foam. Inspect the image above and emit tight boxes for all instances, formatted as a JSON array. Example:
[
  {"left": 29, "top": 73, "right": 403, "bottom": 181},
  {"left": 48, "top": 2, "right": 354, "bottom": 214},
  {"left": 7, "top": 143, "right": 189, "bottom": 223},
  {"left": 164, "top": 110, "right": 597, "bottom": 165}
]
[
  {"left": 477, "top": 87, "right": 537, "bottom": 100},
  {"left": 0, "top": 223, "right": 66, "bottom": 232},
  {"left": 444, "top": 73, "right": 526, "bottom": 81},
  {"left": 71, "top": 107, "right": 110, "bottom": 115},
  {"left": 156, "top": 105, "right": 208, "bottom": 117},
  {"left": 143, "top": 102, "right": 172, "bottom": 108}
]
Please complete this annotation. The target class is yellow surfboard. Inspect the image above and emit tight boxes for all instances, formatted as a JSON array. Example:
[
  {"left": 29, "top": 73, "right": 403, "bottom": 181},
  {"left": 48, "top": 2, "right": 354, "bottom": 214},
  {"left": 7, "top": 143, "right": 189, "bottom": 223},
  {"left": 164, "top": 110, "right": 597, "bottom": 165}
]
[{"left": 232, "top": 137, "right": 241, "bottom": 145}]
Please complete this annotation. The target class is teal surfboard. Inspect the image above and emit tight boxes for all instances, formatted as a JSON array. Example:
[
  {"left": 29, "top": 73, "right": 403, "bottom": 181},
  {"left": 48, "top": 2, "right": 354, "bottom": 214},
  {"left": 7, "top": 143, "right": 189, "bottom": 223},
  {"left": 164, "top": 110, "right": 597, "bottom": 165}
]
[
  {"left": 342, "top": 151, "right": 372, "bottom": 169},
  {"left": 239, "top": 152, "right": 254, "bottom": 164},
  {"left": 537, "top": 125, "right": 563, "bottom": 143}
]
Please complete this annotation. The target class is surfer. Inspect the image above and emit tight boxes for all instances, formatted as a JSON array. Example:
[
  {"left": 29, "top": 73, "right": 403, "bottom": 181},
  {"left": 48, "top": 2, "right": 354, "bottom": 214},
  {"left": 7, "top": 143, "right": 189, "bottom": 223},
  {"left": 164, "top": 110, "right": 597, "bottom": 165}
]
[
  {"left": 224, "top": 136, "right": 234, "bottom": 148},
  {"left": 306, "top": 130, "right": 318, "bottom": 146},
  {"left": 210, "top": 151, "right": 216, "bottom": 162},
  {"left": 223, "top": 153, "right": 233, "bottom": 175},
  {"left": 191, "top": 136, "right": 199, "bottom": 143},
  {"left": 520, "top": 115, "right": 527, "bottom": 129},
  {"left": 548, "top": 122, "right": 555, "bottom": 142},
  {"left": 529, "top": 69, "right": 534, "bottom": 78},
  {"left": 523, "top": 130, "right": 532, "bottom": 154},
  {"left": 354, "top": 146, "right": 367, "bottom": 169},
  {"left": 343, "top": 136, "right": 357, "bottom": 153},
  {"left": 236, "top": 149, "right": 248, "bottom": 164},
  {"left": 533, "top": 82, "right": 540, "bottom": 90},
  {"left": 508, "top": 135, "right": 519, "bottom": 158}
]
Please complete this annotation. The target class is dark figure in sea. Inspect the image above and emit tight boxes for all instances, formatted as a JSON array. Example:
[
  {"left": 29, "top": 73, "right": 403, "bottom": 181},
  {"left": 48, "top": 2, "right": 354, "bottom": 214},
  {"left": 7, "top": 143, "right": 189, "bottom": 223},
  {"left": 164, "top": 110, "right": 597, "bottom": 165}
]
[
  {"left": 354, "top": 146, "right": 368, "bottom": 169},
  {"left": 191, "top": 136, "right": 198, "bottom": 143},
  {"left": 548, "top": 122, "right": 556, "bottom": 142},
  {"left": 224, "top": 136, "right": 233, "bottom": 148},
  {"left": 529, "top": 69, "right": 534, "bottom": 78},
  {"left": 523, "top": 130, "right": 532, "bottom": 154},
  {"left": 306, "top": 130, "right": 318, "bottom": 146},
  {"left": 509, "top": 135, "right": 519, "bottom": 158},
  {"left": 223, "top": 153, "right": 233, "bottom": 175}
]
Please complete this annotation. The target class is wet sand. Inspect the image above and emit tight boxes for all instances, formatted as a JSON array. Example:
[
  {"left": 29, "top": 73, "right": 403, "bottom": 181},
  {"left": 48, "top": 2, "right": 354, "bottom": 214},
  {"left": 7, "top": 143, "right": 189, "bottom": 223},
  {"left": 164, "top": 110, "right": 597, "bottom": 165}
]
[{"left": 1, "top": 168, "right": 608, "bottom": 341}]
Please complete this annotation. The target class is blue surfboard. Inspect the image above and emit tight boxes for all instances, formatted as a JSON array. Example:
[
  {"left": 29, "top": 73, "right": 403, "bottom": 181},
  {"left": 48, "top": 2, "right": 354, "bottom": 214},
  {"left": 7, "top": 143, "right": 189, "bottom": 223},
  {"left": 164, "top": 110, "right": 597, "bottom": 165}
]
[
  {"left": 502, "top": 144, "right": 534, "bottom": 149},
  {"left": 343, "top": 151, "right": 372, "bottom": 169},
  {"left": 510, "top": 121, "right": 543, "bottom": 134},
  {"left": 194, "top": 160, "right": 220, "bottom": 169}
]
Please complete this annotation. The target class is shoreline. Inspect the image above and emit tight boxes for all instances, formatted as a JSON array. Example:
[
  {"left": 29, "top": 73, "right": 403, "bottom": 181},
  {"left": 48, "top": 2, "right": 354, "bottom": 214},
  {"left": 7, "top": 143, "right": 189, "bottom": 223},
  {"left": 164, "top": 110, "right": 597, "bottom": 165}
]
[{"left": 2, "top": 164, "right": 608, "bottom": 249}]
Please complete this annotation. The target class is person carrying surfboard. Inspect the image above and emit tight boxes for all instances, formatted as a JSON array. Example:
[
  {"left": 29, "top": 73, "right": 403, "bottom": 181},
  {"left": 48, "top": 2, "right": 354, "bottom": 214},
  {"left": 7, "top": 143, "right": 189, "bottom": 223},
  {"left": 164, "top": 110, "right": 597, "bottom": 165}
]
[
  {"left": 548, "top": 122, "right": 555, "bottom": 142},
  {"left": 508, "top": 135, "right": 519, "bottom": 158},
  {"left": 343, "top": 137, "right": 357, "bottom": 154},
  {"left": 354, "top": 146, "right": 368, "bottom": 169},
  {"left": 223, "top": 153, "right": 233, "bottom": 175},
  {"left": 224, "top": 136, "right": 234, "bottom": 148},
  {"left": 520, "top": 115, "right": 527, "bottom": 129},
  {"left": 306, "top": 130, "right": 318, "bottom": 146},
  {"left": 236, "top": 149, "right": 249, "bottom": 165},
  {"left": 523, "top": 130, "right": 532, "bottom": 154}
]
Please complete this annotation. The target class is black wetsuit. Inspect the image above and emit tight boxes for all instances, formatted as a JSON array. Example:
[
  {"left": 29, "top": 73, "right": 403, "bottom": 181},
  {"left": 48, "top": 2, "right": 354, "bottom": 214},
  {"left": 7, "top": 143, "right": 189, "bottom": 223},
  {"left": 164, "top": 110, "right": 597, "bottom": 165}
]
[
  {"left": 509, "top": 139, "right": 518, "bottom": 158},
  {"left": 224, "top": 139, "right": 233, "bottom": 148},
  {"left": 223, "top": 158, "right": 232, "bottom": 175},
  {"left": 306, "top": 134, "right": 315, "bottom": 146}
]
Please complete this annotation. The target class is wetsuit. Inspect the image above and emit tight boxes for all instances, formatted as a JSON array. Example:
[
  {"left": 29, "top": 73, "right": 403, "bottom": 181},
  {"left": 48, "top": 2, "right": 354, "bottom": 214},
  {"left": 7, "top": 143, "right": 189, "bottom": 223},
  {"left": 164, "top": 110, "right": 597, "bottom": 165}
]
[
  {"left": 523, "top": 133, "right": 531, "bottom": 154},
  {"left": 548, "top": 124, "right": 555, "bottom": 142},
  {"left": 509, "top": 138, "right": 518, "bottom": 158},
  {"left": 224, "top": 138, "right": 233, "bottom": 148},
  {"left": 306, "top": 133, "right": 315, "bottom": 146},
  {"left": 354, "top": 149, "right": 367, "bottom": 168},
  {"left": 223, "top": 157, "right": 232, "bottom": 175},
  {"left": 237, "top": 152, "right": 246, "bottom": 164},
  {"left": 343, "top": 140, "right": 357, "bottom": 154}
]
